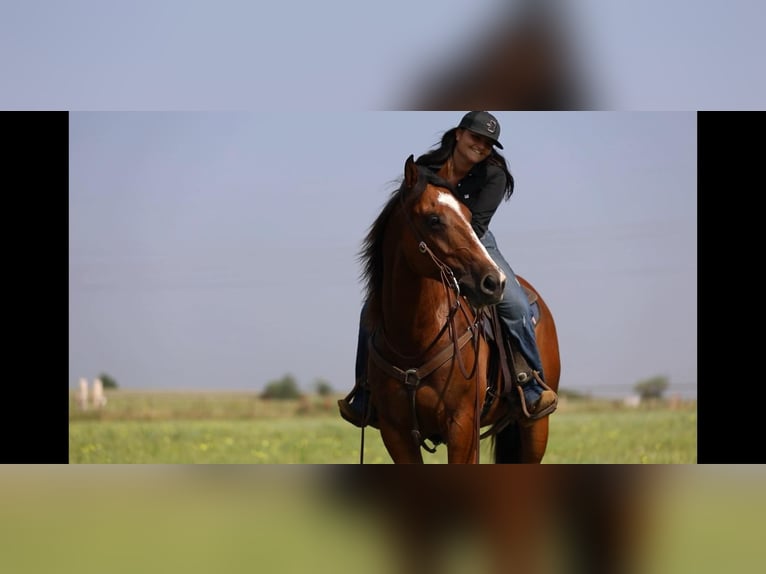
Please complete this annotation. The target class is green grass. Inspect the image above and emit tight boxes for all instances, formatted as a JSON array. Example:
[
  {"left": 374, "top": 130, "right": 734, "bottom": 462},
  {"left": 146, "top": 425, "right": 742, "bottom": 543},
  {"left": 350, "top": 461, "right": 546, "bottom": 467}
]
[
  {"left": 69, "top": 391, "right": 696, "bottom": 463},
  {"left": 544, "top": 408, "right": 697, "bottom": 463}
]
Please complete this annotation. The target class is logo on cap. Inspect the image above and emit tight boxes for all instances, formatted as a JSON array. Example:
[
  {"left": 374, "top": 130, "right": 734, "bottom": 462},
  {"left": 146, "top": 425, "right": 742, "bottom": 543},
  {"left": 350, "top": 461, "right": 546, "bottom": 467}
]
[{"left": 485, "top": 119, "right": 497, "bottom": 134}]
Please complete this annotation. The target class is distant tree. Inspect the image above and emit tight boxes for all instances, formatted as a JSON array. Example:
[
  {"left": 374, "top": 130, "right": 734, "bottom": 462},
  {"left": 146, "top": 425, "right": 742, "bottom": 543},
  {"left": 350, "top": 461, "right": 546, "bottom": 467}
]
[
  {"left": 314, "top": 378, "right": 334, "bottom": 397},
  {"left": 633, "top": 375, "right": 669, "bottom": 400},
  {"left": 558, "top": 388, "right": 589, "bottom": 401},
  {"left": 260, "top": 374, "right": 302, "bottom": 400},
  {"left": 99, "top": 373, "right": 119, "bottom": 389}
]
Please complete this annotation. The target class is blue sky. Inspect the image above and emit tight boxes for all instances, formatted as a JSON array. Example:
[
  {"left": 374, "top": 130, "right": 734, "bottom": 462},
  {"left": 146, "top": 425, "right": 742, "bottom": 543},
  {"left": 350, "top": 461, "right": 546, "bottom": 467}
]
[{"left": 69, "top": 111, "right": 697, "bottom": 397}]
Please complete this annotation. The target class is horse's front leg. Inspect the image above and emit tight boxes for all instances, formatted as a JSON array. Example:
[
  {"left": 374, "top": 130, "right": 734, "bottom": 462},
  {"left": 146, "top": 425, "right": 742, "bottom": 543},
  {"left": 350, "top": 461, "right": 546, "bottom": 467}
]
[
  {"left": 379, "top": 420, "right": 424, "bottom": 464},
  {"left": 446, "top": 410, "right": 481, "bottom": 464}
]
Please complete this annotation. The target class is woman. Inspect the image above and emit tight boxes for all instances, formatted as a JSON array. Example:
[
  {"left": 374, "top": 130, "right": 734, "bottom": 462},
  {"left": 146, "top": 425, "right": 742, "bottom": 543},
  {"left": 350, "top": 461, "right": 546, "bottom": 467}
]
[{"left": 339, "top": 111, "right": 557, "bottom": 427}]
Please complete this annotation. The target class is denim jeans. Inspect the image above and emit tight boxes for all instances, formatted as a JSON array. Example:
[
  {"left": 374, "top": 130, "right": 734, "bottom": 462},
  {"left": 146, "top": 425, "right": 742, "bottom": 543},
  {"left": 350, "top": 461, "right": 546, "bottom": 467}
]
[
  {"left": 353, "top": 229, "right": 544, "bottom": 385},
  {"left": 480, "top": 229, "right": 545, "bottom": 379}
]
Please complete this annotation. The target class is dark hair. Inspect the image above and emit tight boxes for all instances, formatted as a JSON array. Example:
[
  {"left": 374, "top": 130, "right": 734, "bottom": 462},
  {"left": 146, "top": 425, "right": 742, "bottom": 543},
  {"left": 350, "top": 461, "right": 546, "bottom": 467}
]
[{"left": 414, "top": 127, "right": 515, "bottom": 200}]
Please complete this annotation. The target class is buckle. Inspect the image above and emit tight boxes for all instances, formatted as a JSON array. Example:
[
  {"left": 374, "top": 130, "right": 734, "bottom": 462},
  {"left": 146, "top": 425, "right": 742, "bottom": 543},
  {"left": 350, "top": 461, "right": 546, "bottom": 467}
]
[{"left": 403, "top": 368, "right": 420, "bottom": 387}]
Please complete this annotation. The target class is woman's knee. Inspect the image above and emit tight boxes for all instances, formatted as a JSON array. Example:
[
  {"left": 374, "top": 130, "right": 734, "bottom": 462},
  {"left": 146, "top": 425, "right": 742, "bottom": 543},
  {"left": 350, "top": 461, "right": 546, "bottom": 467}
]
[{"left": 501, "top": 280, "right": 530, "bottom": 315}]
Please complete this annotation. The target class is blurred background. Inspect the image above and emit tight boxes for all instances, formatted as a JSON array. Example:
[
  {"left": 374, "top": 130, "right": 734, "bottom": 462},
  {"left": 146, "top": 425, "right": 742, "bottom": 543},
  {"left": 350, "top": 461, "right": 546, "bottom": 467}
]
[{"left": 1, "top": 0, "right": 763, "bottom": 111}]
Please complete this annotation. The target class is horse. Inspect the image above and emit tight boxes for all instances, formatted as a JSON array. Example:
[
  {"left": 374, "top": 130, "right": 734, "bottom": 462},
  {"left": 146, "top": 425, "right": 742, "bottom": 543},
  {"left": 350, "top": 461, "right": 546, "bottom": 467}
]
[{"left": 359, "top": 154, "right": 560, "bottom": 463}]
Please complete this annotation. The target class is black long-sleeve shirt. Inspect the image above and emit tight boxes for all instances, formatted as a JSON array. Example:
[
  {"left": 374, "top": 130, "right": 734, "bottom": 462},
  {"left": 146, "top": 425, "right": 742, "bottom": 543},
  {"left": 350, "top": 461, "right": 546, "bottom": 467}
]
[{"left": 423, "top": 161, "right": 508, "bottom": 239}]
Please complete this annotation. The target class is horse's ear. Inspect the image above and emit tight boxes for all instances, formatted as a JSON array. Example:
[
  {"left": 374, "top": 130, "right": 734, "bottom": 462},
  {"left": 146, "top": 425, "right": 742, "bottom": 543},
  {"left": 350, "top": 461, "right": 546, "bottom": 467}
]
[{"left": 404, "top": 154, "right": 418, "bottom": 190}]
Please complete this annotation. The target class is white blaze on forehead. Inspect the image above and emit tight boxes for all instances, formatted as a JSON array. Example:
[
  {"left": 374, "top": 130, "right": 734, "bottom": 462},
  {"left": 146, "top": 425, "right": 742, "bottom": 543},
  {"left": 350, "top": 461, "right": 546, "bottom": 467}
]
[{"left": 436, "top": 191, "right": 497, "bottom": 264}]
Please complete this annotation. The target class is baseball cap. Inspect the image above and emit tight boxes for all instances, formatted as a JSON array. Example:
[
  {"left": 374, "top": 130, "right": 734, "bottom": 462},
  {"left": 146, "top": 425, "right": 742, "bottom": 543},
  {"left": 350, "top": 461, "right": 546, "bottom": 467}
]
[{"left": 457, "top": 111, "right": 503, "bottom": 149}]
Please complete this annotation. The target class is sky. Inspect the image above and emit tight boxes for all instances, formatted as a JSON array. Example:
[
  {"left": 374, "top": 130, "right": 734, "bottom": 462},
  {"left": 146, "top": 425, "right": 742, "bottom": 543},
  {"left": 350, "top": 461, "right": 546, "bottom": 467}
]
[
  {"left": 0, "top": 1, "right": 739, "bottom": 398},
  {"left": 69, "top": 111, "right": 697, "bottom": 398}
]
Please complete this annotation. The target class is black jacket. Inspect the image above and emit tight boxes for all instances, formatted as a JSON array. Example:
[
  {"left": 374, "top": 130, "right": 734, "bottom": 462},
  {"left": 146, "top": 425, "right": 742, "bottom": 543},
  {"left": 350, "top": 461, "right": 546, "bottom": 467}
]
[{"left": 423, "top": 161, "right": 508, "bottom": 239}]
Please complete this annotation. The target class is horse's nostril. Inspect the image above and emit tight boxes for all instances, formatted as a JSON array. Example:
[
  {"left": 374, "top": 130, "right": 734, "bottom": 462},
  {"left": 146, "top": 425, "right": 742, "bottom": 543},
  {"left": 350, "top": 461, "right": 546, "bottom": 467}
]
[{"left": 482, "top": 274, "right": 500, "bottom": 295}]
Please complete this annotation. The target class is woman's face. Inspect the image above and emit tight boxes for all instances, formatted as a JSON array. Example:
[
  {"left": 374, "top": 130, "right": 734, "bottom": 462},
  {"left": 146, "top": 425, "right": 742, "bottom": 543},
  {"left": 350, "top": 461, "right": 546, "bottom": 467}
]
[{"left": 455, "top": 128, "right": 493, "bottom": 164}]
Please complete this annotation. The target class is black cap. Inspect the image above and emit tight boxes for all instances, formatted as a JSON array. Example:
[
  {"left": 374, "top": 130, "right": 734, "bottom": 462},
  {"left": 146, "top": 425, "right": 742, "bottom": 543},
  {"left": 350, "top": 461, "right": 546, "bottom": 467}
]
[{"left": 457, "top": 111, "right": 503, "bottom": 149}]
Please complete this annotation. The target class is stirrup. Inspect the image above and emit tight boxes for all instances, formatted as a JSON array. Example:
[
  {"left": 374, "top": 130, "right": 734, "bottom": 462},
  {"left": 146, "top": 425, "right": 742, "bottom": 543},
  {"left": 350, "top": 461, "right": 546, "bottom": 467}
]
[
  {"left": 337, "top": 382, "right": 377, "bottom": 428},
  {"left": 515, "top": 371, "right": 558, "bottom": 420},
  {"left": 338, "top": 398, "right": 366, "bottom": 427}
]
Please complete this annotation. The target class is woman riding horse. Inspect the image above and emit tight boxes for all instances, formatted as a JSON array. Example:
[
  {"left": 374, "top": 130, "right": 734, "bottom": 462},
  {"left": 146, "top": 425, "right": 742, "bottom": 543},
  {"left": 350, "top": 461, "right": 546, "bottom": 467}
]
[{"left": 339, "top": 111, "right": 558, "bottom": 427}]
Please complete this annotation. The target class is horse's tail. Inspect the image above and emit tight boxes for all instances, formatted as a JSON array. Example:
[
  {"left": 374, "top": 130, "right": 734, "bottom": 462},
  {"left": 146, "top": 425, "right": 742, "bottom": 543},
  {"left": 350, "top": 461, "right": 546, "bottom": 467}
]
[{"left": 492, "top": 422, "right": 522, "bottom": 463}]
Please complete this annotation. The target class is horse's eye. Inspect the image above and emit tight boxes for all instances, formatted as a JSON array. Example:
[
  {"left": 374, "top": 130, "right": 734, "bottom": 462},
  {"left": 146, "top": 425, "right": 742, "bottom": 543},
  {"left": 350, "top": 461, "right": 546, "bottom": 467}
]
[{"left": 427, "top": 214, "right": 441, "bottom": 229}]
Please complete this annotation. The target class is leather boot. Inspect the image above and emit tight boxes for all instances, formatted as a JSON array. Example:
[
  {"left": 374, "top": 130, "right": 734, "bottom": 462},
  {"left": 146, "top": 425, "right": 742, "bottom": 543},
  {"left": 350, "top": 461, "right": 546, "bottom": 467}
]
[{"left": 527, "top": 388, "right": 558, "bottom": 419}]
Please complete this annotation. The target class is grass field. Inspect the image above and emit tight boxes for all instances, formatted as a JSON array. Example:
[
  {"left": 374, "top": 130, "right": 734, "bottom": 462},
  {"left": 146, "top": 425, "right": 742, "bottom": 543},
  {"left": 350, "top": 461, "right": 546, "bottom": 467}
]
[{"left": 69, "top": 390, "right": 696, "bottom": 463}]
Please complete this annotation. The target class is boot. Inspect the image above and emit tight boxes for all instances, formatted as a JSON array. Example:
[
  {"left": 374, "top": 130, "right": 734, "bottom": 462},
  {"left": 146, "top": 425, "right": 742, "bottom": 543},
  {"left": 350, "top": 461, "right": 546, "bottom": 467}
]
[
  {"left": 520, "top": 373, "right": 558, "bottom": 420},
  {"left": 338, "top": 382, "right": 376, "bottom": 428}
]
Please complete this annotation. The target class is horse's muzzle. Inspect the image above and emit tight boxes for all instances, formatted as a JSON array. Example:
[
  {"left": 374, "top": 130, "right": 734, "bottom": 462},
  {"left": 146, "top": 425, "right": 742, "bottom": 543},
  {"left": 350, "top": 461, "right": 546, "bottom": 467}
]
[
  {"left": 460, "top": 270, "right": 505, "bottom": 307},
  {"left": 480, "top": 271, "right": 506, "bottom": 301}
]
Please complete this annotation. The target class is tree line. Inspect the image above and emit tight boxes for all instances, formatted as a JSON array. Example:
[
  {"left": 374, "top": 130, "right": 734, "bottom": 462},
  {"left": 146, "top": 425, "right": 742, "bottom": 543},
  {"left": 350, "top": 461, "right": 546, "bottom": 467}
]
[{"left": 88, "top": 372, "right": 671, "bottom": 401}]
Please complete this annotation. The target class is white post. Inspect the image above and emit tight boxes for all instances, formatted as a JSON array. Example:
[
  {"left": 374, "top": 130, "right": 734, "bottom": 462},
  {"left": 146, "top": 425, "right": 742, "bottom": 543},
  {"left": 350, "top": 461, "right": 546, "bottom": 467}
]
[
  {"left": 78, "top": 378, "right": 89, "bottom": 410},
  {"left": 92, "top": 378, "right": 107, "bottom": 408}
]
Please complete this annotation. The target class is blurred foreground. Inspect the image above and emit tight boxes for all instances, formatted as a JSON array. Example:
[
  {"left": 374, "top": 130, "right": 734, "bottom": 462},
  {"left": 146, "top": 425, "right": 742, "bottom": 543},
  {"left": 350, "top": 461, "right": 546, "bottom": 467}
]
[{"left": 1, "top": 466, "right": 763, "bottom": 574}]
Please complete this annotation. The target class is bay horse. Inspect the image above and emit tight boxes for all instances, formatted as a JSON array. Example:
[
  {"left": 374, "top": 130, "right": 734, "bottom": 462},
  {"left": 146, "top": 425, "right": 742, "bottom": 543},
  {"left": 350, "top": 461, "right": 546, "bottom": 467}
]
[{"left": 360, "top": 155, "right": 560, "bottom": 463}]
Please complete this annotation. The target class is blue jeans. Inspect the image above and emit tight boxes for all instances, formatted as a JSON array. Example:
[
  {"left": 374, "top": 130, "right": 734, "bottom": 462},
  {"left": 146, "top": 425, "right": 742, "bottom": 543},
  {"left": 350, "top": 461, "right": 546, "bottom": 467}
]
[
  {"left": 480, "top": 229, "right": 545, "bottom": 379},
  {"left": 353, "top": 229, "right": 545, "bottom": 387}
]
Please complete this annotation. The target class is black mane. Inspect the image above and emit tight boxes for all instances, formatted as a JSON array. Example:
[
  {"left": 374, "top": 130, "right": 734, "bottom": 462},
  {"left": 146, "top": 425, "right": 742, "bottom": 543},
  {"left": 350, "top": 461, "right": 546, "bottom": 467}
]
[{"left": 358, "top": 165, "right": 453, "bottom": 328}]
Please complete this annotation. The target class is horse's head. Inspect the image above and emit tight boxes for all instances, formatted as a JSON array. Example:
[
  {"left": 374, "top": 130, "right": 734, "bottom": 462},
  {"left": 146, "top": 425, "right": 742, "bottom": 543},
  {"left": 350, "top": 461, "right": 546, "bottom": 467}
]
[{"left": 399, "top": 155, "right": 506, "bottom": 308}]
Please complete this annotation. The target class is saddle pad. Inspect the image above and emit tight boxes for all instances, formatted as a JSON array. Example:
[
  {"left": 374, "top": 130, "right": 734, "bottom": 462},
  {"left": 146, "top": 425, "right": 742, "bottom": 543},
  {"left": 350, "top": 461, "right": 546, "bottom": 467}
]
[
  {"left": 529, "top": 301, "right": 540, "bottom": 327},
  {"left": 522, "top": 285, "right": 540, "bottom": 326}
]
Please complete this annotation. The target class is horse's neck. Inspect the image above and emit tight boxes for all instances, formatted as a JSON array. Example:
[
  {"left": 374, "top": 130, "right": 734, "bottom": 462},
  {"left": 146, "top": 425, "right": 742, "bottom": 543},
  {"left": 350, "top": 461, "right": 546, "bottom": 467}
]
[{"left": 381, "top": 273, "right": 453, "bottom": 357}]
